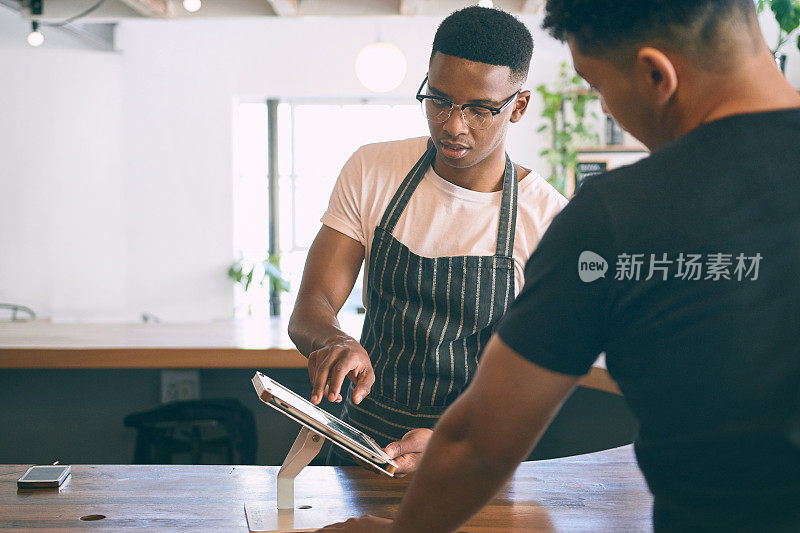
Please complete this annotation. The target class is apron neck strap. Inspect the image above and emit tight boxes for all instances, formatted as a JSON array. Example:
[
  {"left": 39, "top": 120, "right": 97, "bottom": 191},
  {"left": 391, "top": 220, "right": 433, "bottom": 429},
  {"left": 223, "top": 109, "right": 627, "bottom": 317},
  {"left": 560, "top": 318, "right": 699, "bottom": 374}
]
[
  {"left": 378, "top": 140, "right": 519, "bottom": 258},
  {"left": 494, "top": 154, "right": 518, "bottom": 258},
  {"left": 378, "top": 142, "right": 436, "bottom": 232}
]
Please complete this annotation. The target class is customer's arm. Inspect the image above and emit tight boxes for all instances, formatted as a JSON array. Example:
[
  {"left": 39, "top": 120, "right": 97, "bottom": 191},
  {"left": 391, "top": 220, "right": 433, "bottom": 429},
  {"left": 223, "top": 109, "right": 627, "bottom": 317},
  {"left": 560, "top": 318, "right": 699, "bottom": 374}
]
[
  {"left": 389, "top": 336, "right": 579, "bottom": 532},
  {"left": 313, "top": 335, "right": 579, "bottom": 533}
]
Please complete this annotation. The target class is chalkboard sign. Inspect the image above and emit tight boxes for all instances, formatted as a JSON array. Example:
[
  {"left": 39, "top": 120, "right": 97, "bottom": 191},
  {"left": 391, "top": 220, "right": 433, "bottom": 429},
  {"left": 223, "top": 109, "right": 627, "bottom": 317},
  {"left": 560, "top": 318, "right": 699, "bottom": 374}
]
[{"left": 575, "top": 161, "right": 608, "bottom": 190}]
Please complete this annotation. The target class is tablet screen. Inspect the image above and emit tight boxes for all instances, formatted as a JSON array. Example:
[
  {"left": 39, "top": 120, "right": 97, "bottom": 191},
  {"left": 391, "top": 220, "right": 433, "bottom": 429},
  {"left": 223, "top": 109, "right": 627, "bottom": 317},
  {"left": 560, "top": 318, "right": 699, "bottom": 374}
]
[
  {"left": 20, "top": 466, "right": 70, "bottom": 482},
  {"left": 253, "top": 373, "right": 394, "bottom": 464}
]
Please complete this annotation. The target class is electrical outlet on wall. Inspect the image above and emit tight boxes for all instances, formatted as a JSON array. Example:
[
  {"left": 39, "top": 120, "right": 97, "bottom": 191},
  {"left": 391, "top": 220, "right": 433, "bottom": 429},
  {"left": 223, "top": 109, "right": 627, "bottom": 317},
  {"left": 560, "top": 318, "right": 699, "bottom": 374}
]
[{"left": 161, "top": 370, "right": 200, "bottom": 403}]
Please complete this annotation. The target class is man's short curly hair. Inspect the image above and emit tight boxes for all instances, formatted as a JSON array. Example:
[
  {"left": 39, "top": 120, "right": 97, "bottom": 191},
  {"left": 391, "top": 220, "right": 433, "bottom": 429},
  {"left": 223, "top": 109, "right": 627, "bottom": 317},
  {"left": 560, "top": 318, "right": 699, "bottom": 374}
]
[
  {"left": 543, "top": 0, "right": 757, "bottom": 66},
  {"left": 432, "top": 6, "right": 534, "bottom": 85}
]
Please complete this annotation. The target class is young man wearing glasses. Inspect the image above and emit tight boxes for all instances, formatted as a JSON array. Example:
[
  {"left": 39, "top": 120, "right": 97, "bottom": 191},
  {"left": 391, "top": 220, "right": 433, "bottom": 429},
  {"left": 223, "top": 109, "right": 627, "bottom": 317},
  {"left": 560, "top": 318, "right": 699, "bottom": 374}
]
[{"left": 288, "top": 6, "right": 566, "bottom": 471}]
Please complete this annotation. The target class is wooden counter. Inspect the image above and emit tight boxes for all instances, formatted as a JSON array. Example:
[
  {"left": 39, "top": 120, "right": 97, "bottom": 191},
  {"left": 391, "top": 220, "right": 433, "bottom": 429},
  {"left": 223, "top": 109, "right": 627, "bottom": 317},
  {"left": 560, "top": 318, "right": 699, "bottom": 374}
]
[
  {"left": 0, "top": 444, "right": 651, "bottom": 532},
  {"left": 0, "top": 319, "right": 620, "bottom": 394}
]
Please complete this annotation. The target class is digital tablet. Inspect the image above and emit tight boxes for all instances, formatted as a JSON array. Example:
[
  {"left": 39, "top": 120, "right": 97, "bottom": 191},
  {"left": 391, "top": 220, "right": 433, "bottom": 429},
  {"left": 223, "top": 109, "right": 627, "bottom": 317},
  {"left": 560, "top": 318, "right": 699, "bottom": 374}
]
[{"left": 251, "top": 372, "right": 397, "bottom": 476}]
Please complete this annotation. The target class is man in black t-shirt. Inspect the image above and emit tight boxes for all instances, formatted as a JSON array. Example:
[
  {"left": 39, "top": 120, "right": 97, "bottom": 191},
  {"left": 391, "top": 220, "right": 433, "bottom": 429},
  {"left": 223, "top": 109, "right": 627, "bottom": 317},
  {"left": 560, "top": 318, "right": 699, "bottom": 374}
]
[{"left": 316, "top": 1, "right": 800, "bottom": 532}]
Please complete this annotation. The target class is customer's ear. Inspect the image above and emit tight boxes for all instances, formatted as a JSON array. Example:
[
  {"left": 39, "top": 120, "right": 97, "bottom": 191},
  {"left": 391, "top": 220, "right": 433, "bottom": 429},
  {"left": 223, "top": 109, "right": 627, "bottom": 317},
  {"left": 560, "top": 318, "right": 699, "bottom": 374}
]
[{"left": 634, "top": 47, "right": 678, "bottom": 106}]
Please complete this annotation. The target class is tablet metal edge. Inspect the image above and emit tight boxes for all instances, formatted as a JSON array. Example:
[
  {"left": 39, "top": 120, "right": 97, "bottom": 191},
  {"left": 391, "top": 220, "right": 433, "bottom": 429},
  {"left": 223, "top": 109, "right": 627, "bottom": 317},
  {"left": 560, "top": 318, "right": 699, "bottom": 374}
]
[{"left": 251, "top": 372, "right": 397, "bottom": 477}]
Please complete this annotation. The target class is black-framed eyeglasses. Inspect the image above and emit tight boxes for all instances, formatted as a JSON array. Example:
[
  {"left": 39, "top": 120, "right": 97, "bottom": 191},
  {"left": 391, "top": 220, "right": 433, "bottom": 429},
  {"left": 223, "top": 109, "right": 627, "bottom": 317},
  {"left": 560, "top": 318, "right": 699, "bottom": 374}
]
[{"left": 415, "top": 75, "right": 520, "bottom": 130}]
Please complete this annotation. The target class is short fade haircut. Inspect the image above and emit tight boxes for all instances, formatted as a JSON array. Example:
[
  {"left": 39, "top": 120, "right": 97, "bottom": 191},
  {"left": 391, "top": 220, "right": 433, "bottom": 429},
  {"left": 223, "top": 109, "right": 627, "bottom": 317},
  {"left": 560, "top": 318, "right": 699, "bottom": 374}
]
[
  {"left": 543, "top": 0, "right": 758, "bottom": 68},
  {"left": 432, "top": 6, "right": 534, "bottom": 85}
]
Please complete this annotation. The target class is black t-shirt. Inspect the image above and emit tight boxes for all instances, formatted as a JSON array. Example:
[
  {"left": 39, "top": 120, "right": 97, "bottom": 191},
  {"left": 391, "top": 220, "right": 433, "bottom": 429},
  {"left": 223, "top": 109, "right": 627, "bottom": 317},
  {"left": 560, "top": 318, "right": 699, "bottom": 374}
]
[{"left": 498, "top": 109, "right": 800, "bottom": 531}]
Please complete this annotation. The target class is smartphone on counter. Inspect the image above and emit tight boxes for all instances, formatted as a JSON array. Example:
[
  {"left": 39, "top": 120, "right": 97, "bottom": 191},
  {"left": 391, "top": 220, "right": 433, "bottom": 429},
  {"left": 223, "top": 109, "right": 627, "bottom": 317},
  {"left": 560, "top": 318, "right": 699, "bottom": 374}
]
[{"left": 17, "top": 465, "right": 71, "bottom": 488}]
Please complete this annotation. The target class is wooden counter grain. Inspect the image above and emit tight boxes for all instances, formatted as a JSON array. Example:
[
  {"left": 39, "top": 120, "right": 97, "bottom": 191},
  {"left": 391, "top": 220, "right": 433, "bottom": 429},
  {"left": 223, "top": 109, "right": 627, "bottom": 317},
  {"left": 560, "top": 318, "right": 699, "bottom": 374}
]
[{"left": 0, "top": 444, "right": 651, "bottom": 532}]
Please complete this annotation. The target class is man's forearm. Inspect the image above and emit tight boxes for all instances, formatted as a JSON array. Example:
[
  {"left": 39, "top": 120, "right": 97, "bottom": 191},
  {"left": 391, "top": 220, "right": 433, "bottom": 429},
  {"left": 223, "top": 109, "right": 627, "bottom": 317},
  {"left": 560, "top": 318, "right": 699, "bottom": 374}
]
[
  {"left": 389, "top": 394, "right": 525, "bottom": 533},
  {"left": 388, "top": 337, "right": 578, "bottom": 533},
  {"left": 288, "top": 294, "right": 351, "bottom": 356}
]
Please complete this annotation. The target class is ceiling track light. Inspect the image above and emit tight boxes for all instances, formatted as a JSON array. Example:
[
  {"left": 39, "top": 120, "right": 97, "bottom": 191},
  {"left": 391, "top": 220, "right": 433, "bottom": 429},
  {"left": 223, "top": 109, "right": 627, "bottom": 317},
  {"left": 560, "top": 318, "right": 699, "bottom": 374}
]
[
  {"left": 30, "top": 0, "right": 43, "bottom": 16},
  {"left": 27, "top": 0, "right": 44, "bottom": 46},
  {"left": 27, "top": 20, "right": 44, "bottom": 47},
  {"left": 24, "top": 0, "right": 111, "bottom": 47}
]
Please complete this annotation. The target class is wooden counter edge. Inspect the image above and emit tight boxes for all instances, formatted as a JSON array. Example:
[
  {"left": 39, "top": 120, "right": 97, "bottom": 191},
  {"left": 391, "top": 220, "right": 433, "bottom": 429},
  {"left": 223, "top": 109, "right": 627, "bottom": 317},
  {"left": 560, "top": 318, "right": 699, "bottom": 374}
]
[
  {"left": 0, "top": 348, "right": 307, "bottom": 369},
  {"left": 0, "top": 348, "right": 621, "bottom": 395}
]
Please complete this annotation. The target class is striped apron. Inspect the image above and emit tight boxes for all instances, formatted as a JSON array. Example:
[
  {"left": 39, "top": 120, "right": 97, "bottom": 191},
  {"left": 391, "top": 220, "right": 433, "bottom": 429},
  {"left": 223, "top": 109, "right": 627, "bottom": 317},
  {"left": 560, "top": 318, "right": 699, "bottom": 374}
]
[{"left": 328, "top": 142, "right": 518, "bottom": 463}]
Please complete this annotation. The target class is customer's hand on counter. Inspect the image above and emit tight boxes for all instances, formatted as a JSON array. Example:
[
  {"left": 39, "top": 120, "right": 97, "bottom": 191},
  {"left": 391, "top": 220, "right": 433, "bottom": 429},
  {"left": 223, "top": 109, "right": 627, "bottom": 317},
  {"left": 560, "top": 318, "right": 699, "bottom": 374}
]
[{"left": 314, "top": 515, "right": 392, "bottom": 532}]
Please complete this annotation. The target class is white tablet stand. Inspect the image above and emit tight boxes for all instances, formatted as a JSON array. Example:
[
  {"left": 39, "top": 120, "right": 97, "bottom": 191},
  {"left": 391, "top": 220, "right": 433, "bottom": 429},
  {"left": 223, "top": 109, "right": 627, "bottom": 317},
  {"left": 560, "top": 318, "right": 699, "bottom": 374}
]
[
  {"left": 276, "top": 426, "right": 324, "bottom": 510},
  {"left": 244, "top": 427, "right": 343, "bottom": 532}
]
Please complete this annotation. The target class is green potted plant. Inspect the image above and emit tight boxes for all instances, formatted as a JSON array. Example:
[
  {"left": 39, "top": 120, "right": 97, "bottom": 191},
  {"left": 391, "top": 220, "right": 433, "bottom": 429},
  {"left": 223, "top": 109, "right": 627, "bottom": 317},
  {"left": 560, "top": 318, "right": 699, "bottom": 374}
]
[
  {"left": 228, "top": 255, "right": 290, "bottom": 316},
  {"left": 757, "top": 0, "right": 800, "bottom": 72},
  {"left": 536, "top": 62, "right": 600, "bottom": 196}
]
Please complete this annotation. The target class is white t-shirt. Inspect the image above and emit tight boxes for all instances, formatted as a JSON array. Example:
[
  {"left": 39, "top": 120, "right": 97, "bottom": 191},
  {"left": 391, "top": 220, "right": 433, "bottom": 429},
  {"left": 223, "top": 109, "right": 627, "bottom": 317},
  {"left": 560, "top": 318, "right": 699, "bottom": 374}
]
[{"left": 321, "top": 137, "right": 568, "bottom": 302}]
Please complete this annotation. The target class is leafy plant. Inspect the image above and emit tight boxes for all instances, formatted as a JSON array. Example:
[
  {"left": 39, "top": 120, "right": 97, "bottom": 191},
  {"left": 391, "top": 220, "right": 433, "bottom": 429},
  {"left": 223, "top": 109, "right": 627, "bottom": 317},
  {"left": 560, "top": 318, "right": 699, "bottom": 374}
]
[
  {"left": 536, "top": 62, "right": 599, "bottom": 195},
  {"left": 227, "top": 255, "right": 289, "bottom": 295},
  {"left": 757, "top": 0, "right": 800, "bottom": 55}
]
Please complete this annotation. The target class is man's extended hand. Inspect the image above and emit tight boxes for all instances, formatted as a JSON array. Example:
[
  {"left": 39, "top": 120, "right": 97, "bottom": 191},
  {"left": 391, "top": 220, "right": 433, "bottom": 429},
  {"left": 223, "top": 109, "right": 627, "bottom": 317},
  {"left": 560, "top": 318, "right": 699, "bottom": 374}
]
[
  {"left": 384, "top": 428, "right": 433, "bottom": 476},
  {"left": 308, "top": 336, "right": 375, "bottom": 405},
  {"left": 313, "top": 515, "right": 392, "bottom": 532}
]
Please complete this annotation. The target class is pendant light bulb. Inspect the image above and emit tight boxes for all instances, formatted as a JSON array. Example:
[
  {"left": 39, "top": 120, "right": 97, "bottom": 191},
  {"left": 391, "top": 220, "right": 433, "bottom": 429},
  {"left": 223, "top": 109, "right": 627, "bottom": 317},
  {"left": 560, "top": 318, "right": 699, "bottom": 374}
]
[
  {"left": 355, "top": 42, "right": 407, "bottom": 93},
  {"left": 183, "top": 0, "right": 202, "bottom": 12},
  {"left": 27, "top": 21, "right": 44, "bottom": 47}
]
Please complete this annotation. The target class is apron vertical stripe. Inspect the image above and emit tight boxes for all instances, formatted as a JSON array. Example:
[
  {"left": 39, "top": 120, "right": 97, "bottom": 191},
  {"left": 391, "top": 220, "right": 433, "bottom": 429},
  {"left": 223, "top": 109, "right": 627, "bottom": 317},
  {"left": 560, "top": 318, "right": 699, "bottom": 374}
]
[
  {"left": 444, "top": 257, "right": 466, "bottom": 400},
  {"left": 374, "top": 236, "right": 402, "bottom": 396},
  {"left": 488, "top": 257, "right": 497, "bottom": 325},
  {"left": 416, "top": 265, "right": 438, "bottom": 410},
  {"left": 385, "top": 247, "right": 412, "bottom": 401},
  {"left": 430, "top": 256, "right": 453, "bottom": 404},
  {"left": 405, "top": 257, "right": 424, "bottom": 405},
  {"left": 393, "top": 246, "right": 414, "bottom": 405},
  {"left": 466, "top": 256, "right": 482, "bottom": 385}
]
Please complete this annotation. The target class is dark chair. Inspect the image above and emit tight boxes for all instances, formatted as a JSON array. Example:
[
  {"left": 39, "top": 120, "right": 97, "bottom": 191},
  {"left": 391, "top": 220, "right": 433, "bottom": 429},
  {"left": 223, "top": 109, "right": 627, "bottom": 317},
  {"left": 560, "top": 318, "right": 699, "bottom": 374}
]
[
  {"left": 124, "top": 398, "right": 257, "bottom": 465},
  {"left": 0, "top": 303, "right": 36, "bottom": 321}
]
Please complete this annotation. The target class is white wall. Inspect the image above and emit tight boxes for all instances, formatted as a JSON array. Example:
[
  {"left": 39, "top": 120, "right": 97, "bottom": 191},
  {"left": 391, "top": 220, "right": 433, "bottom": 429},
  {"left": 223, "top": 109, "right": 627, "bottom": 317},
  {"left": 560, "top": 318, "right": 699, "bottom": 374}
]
[
  {"left": 0, "top": 10, "right": 126, "bottom": 321},
  {"left": 0, "top": 8, "right": 797, "bottom": 321}
]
